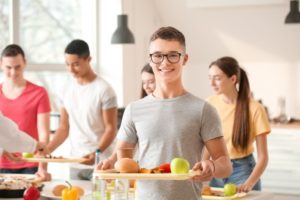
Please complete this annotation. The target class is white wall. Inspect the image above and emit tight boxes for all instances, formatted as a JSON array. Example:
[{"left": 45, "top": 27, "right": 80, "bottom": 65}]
[
  {"left": 122, "top": 0, "right": 163, "bottom": 104},
  {"left": 124, "top": 0, "right": 300, "bottom": 118},
  {"left": 100, "top": 0, "right": 160, "bottom": 106}
]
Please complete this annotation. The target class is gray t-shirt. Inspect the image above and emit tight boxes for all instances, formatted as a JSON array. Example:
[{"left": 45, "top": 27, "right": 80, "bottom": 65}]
[{"left": 117, "top": 93, "right": 222, "bottom": 200}]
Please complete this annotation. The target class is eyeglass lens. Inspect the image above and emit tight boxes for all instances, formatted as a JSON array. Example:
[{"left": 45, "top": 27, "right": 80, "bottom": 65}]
[{"left": 150, "top": 52, "right": 181, "bottom": 64}]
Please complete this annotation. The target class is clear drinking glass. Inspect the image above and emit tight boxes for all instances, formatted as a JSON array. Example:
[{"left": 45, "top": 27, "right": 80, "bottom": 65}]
[
  {"left": 113, "top": 179, "right": 129, "bottom": 200},
  {"left": 92, "top": 149, "right": 108, "bottom": 200}
]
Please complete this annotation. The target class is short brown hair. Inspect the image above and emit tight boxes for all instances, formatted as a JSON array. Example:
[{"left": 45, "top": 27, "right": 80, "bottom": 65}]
[
  {"left": 1, "top": 44, "right": 25, "bottom": 59},
  {"left": 150, "top": 26, "right": 186, "bottom": 51}
]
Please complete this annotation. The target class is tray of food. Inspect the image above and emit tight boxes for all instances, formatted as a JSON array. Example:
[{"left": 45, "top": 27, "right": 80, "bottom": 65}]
[
  {"left": 0, "top": 174, "right": 43, "bottom": 198},
  {"left": 201, "top": 186, "right": 246, "bottom": 200},
  {"left": 22, "top": 154, "right": 87, "bottom": 163},
  {"left": 95, "top": 171, "right": 198, "bottom": 180},
  {"left": 95, "top": 168, "right": 201, "bottom": 180},
  {"left": 95, "top": 157, "right": 200, "bottom": 181}
]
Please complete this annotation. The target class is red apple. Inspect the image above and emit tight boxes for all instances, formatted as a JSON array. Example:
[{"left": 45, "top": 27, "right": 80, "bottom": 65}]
[
  {"left": 23, "top": 186, "right": 40, "bottom": 200},
  {"left": 159, "top": 163, "right": 171, "bottom": 173}
]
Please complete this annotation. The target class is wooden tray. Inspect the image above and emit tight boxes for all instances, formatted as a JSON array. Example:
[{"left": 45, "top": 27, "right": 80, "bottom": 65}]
[
  {"left": 202, "top": 187, "right": 246, "bottom": 200},
  {"left": 23, "top": 157, "right": 87, "bottom": 163},
  {"left": 94, "top": 169, "right": 200, "bottom": 180}
]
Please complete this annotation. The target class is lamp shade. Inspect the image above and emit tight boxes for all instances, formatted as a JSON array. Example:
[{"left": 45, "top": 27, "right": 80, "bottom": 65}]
[
  {"left": 111, "top": 14, "right": 135, "bottom": 44},
  {"left": 285, "top": 0, "right": 300, "bottom": 24}
]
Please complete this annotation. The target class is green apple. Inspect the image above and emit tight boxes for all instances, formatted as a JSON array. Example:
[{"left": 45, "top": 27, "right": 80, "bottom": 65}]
[
  {"left": 22, "top": 152, "right": 34, "bottom": 158},
  {"left": 224, "top": 183, "right": 237, "bottom": 196},
  {"left": 170, "top": 157, "right": 190, "bottom": 174}
]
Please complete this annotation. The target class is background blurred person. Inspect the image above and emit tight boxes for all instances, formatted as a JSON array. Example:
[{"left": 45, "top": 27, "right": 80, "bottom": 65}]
[
  {"left": 0, "top": 44, "right": 51, "bottom": 181},
  {"left": 47, "top": 39, "right": 117, "bottom": 180},
  {"left": 140, "top": 63, "right": 155, "bottom": 98},
  {"left": 204, "top": 56, "right": 271, "bottom": 193}
]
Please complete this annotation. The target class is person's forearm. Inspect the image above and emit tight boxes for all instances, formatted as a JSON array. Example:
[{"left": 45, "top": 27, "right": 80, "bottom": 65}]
[
  {"left": 97, "top": 126, "right": 116, "bottom": 151},
  {"left": 108, "top": 152, "right": 118, "bottom": 164},
  {"left": 47, "top": 128, "right": 68, "bottom": 152},
  {"left": 39, "top": 132, "right": 49, "bottom": 144},
  {"left": 38, "top": 162, "right": 48, "bottom": 171},
  {"left": 213, "top": 155, "right": 232, "bottom": 178},
  {"left": 245, "top": 155, "right": 268, "bottom": 186},
  {"left": 202, "top": 147, "right": 211, "bottom": 160},
  {"left": 108, "top": 141, "right": 135, "bottom": 163}
]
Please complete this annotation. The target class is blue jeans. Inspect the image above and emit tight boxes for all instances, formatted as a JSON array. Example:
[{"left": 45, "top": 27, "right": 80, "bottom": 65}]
[
  {"left": 0, "top": 167, "right": 38, "bottom": 174},
  {"left": 209, "top": 154, "right": 261, "bottom": 191}
]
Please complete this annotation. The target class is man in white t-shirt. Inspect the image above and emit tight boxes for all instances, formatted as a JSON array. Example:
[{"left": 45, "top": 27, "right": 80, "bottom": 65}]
[{"left": 47, "top": 39, "right": 117, "bottom": 180}]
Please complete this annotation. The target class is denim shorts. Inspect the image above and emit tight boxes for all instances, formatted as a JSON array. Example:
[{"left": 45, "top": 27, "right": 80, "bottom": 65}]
[{"left": 209, "top": 154, "right": 261, "bottom": 191}]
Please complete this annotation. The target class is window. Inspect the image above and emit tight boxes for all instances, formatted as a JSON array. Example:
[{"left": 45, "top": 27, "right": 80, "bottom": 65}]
[
  {"left": 0, "top": 0, "right": 9, "bottom": 49},
  {"left": 0, "top": 0, "right": 123, "bottom": 111},
  {"left": 1, "top": 0, "right": 97, "bottom": 69}
]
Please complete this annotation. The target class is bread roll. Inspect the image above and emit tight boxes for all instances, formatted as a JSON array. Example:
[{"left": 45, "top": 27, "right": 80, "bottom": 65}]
[
  {"left": 52, "top": 184, "right": 67, "bottom": 196},
  {"left": 114, "top": 158, "right": 139, "bottom": 173}
]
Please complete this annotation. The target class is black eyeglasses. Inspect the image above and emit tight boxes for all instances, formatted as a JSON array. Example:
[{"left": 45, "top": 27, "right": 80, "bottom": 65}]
[{"left": 149, "top": 52, "right": 183, "bottom": 64}]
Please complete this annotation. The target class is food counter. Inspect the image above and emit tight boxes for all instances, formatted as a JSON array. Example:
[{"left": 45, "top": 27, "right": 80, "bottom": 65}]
[
  {"left": 241, "top": 190, "right": 275, "bottom": 200},
  {"left": 271, "top": 121, "right": 300, "bottom": 129},
  {"left": 0, "top": 175, "right": 276, "bottom": 200},
  {"left": 0, "top": 174, "right": 276, "bottom": 200},
  {"left": 0, "top": 189, "right": 276, "bottom": 200},
  {"left": 261, "top": 122, "right": 300, "bottom": 195}
]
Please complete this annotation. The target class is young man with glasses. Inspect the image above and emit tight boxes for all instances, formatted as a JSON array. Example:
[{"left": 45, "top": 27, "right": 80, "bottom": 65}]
[{"left": 99, "top": 27, "right": 232, "bottom": 200}]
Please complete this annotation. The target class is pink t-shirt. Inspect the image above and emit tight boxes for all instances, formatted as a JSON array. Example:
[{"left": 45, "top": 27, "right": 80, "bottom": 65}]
[{"left": 0, "top": 81, "right": 51, "bottom": 169}]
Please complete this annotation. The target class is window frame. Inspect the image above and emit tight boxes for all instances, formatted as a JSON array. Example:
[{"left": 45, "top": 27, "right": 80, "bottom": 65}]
[{"left": 7, "top": 0, "right": 100, "bottom": 72}]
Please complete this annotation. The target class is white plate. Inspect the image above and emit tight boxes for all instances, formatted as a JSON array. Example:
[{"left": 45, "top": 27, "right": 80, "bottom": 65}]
[{"left": 41, "top": 180, "right": 92, "bottom": 199}]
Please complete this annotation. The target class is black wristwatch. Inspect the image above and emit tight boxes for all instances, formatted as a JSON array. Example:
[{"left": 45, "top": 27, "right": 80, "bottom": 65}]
[{"left": 95, "top": 148, "right": 101, "bottom": 153}]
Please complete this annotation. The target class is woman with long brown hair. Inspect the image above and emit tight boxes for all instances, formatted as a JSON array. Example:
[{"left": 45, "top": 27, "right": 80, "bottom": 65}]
[
  {"left": 204, "top": 56, "right": 270, "bottom": 193},
  {"left": 140, "top": 63, "right": 155, "bottom": 98}
]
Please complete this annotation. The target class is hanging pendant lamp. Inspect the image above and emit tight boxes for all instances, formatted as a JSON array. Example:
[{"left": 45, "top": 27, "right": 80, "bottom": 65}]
[
  {"left": 111, "top": 14, "right": 135, "bottom": 44},
  {"left": 285, "top": 0, "right": 300, "bottom": 24}
]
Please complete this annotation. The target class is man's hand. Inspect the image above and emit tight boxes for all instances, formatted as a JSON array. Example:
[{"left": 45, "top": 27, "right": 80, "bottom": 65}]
[
  {"left": 80, "top": 152, "right": 95, "bottom": 165},
  {"left": 96, "top": 158, "right": 114, "bottom": 170},
  {"left": 191, "top": 160, "right": 215, "bottom": 182},
  {"left": 237, "top": 182, "right": 254, "bottom": 193},
  {"left": 35, "top": 142, "right": 50, "bottom": 157}
]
